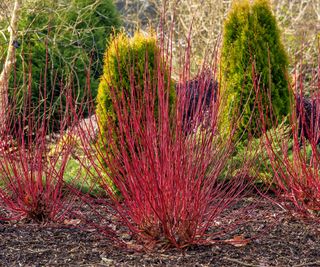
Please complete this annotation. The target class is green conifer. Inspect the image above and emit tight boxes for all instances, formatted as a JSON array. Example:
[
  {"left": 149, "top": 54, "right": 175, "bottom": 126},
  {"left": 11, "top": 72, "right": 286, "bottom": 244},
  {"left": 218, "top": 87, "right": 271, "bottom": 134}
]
[{"left": 221, "top": 0, "right": 291, "bottom": 140}]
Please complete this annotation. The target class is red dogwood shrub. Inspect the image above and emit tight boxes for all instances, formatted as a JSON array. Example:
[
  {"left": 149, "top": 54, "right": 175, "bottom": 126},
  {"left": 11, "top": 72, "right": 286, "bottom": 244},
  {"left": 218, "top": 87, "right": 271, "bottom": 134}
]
[
  {"left": 0, "top": 76, "right": 80, "bottom": 223},
  {"left": 257, "top": 62, "right": 320, "bottom": 218},
  {"left": 73, "top": 32, "right": 254, "bottom": 249}
]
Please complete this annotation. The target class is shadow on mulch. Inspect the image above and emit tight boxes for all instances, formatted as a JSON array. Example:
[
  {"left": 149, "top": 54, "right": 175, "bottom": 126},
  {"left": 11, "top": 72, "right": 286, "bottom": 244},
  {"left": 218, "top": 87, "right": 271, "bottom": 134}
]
[{"left": 0, "top": 197, "right": 320, "bottom": 267}]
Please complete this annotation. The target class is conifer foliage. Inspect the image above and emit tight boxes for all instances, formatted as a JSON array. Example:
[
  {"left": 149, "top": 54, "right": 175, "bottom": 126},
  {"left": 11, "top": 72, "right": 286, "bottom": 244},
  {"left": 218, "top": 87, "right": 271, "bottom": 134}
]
[
  {"left": 96, "top": 31, "right": 175, "bottom": 141},
  {"left": 221, "top": 0, "right": 291, "bottom": 140},
  {"left": 0, "top": 0, "right": 121, "bottom": 132}
]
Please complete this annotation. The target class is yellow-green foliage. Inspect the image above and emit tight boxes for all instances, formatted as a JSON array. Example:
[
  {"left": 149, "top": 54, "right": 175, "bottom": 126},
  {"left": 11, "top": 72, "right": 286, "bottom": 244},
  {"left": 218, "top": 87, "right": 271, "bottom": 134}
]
[
  {"left": 96, "top": 31, "right": 175, "bottom": 140},
  {"left": 220, "top": 0, "right": 292, "bottom": 141},
  {"left": 95, "top": 31, "right": 175, "bottom": 193},
  {"left": 222, "top": 118, "right": 291, "bottom": 185}
]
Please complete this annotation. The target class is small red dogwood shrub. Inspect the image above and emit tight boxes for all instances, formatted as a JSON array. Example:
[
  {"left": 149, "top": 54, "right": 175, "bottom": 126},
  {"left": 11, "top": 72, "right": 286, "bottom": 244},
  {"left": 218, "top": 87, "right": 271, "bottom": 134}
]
[
  {"left": 257, "top": 63, "right": 320, "bottom": 218},
  {"left": 0, "top": 80, "right": 79, "bottom": 223}
]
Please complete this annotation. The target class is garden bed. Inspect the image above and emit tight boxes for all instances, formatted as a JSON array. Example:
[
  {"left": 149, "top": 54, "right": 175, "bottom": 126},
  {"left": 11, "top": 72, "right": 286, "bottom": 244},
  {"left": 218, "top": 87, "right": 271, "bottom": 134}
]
[{"left": 1, "top": 196, "right": 319, "bottom": 267}]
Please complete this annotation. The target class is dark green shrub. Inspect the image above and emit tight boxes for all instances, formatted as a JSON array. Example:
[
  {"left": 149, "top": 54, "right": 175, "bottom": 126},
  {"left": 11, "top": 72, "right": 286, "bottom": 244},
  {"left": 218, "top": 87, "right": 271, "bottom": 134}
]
[
  {"left": 220, "top": 0, "right": 291, "bottom": 141},
  {"left": 0, "top": 0, "right": 121, "bottom": 131}
]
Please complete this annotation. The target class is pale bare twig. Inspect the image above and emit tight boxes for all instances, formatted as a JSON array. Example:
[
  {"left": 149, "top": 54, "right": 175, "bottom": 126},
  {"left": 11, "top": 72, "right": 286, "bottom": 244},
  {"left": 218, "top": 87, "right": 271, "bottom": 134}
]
[{"left": 0, "top": 0, "right": 20, "bottom": 122}]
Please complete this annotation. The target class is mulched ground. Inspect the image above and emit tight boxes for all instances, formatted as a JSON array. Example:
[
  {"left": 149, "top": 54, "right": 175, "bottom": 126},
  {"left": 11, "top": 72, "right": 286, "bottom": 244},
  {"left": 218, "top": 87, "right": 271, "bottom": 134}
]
[{"left": 1, "top": 196, "right": 320, "bottom": 267}]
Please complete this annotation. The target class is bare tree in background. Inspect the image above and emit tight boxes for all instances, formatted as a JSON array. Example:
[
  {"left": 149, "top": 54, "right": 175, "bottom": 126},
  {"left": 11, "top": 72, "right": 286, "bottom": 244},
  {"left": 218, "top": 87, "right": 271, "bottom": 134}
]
[
  {"left": 273, "top": 0, "right": 319, "bottom": 59},
  {"left": 115, "top": 0, "right": 231, "bottom": 75},
  {"left": 0, "top": 0, "right": 20, "bottom": 122},
  {"left": 271, "top": 0, "right": 319, "bottom": 91},
  {"left": 115, "top": 0, "right": 319, "bottom": 80}
]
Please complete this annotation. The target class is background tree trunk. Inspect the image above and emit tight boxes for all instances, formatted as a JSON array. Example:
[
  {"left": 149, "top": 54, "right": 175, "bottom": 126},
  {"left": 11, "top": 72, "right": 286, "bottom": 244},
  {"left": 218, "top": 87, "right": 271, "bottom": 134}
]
[{"left": 0, "top": 0, "right": 20, "bottom": 123}]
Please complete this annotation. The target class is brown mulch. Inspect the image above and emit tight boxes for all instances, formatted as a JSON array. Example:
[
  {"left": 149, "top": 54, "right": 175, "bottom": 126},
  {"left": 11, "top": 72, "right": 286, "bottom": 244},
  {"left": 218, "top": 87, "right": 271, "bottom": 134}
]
[{"left": 0, "top": 197, "right": 320, "bottom": 267}]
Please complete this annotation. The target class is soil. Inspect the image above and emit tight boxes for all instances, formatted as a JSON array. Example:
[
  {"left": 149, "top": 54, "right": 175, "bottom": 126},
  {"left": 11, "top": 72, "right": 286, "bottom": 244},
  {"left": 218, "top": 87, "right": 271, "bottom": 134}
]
[{"left": 1, "top": 196, "right": 320, "bottom": 267}]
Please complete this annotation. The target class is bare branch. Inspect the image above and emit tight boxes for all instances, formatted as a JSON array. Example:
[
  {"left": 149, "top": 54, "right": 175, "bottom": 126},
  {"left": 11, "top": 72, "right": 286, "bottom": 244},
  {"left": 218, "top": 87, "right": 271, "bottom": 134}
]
[{"left": 0, "top": 0, "right": 20, "bottom": 121}]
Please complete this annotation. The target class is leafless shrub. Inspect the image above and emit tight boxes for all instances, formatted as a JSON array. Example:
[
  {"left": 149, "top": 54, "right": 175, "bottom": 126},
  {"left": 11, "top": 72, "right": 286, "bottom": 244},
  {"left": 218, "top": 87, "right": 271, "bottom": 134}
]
[{"left": 115, "top": 0, "right": 319, "bottom": 82}]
